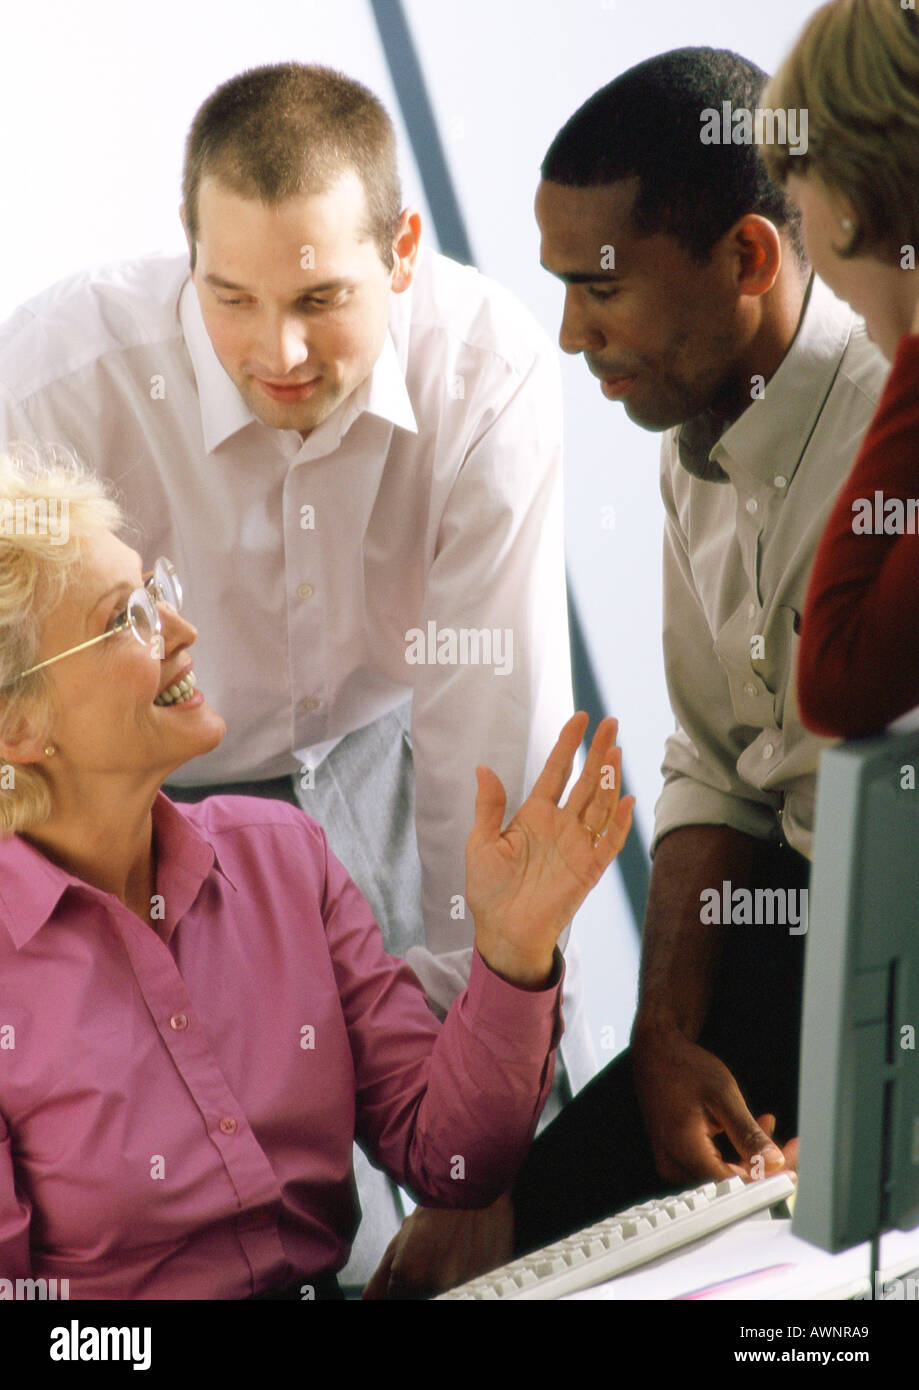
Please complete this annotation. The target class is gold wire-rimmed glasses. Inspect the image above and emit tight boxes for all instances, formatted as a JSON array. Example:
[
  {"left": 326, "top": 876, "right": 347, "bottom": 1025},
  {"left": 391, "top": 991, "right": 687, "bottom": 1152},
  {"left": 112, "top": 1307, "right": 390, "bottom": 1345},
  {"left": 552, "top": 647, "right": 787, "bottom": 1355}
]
[{"left": 15, "top": 557, "right": 182, "bottom": 680}]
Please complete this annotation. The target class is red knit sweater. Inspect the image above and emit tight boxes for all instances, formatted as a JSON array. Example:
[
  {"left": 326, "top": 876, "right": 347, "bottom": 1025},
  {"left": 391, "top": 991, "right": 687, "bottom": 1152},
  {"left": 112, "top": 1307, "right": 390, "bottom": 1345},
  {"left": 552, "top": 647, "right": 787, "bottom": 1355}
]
[{"left": 798, "top": 334, "right": 919, "bottom": 737}]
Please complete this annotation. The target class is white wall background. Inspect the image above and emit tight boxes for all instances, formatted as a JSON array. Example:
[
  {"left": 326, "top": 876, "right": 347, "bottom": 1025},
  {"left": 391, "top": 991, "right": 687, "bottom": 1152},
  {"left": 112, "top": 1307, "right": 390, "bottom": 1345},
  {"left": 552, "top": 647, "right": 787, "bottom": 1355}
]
[{"left": 1, "top": 0, "right": 827, "bottom": 1064}]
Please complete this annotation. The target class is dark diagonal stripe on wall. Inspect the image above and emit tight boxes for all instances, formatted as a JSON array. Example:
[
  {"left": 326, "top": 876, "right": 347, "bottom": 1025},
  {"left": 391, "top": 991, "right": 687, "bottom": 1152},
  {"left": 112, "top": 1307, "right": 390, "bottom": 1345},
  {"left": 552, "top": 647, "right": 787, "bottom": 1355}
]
[{"left": 370, "top": 0, "right": 650, "bottom": 930}]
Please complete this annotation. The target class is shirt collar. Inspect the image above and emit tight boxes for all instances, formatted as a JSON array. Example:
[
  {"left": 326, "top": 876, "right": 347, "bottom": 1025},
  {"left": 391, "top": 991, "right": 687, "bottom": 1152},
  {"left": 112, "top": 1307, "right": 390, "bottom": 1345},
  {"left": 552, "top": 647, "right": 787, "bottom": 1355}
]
[
  {"left": 677, "top": 275, "right": 855, "bottom": 486},
  {"left": 364, "top": 328, "right": 418, "bottom": 433},
  {"left": 179, "top": 278, "right": 418, "bottom": 456},
  {"left": 180, "top": 278, "right": 257, "bottom": 454},
  {"left": 0, "top": 792, "right": 235, "bottom": 950}
]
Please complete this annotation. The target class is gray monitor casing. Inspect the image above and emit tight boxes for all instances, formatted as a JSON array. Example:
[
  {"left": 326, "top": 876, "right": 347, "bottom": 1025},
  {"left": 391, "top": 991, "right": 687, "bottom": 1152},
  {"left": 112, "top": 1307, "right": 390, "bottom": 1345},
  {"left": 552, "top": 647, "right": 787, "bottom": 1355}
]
[{"left": 794, "top": 729, "right": 919, "bottom": 1250}]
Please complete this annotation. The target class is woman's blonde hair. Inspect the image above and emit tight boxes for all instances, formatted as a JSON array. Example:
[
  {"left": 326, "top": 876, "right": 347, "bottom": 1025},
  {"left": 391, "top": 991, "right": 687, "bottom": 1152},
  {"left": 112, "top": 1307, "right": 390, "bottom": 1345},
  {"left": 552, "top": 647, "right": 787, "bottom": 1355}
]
[
  {"left": 761, "top": 0, "right": 919, "bottom": 262},
  {"left": 0, "top": 443, "right": 123, "bottom": 837}
]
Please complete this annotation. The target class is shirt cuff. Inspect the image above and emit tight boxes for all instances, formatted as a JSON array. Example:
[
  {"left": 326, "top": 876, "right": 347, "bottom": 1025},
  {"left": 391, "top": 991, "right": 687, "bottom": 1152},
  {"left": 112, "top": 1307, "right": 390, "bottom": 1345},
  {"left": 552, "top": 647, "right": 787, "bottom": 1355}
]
[
  {"left": 407, "top": 942, "right": 565, "bottom": 1022},
  {"left": 455, "top": 946, "right": 565, "bottom": 1059},
  {"left": 652, "top": 778, "right": 780, "bottom": 857}
]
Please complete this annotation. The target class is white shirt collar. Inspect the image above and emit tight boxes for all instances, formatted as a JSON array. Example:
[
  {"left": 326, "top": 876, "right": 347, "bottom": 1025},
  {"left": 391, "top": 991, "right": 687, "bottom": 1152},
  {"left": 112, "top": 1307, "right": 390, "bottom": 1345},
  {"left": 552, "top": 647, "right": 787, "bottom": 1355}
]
[
  {"left": 365, "top": 328, "right": 418, "bottom": 435},
  {"left": 179, "top": 277, "right": 418, "bottom": 456}
]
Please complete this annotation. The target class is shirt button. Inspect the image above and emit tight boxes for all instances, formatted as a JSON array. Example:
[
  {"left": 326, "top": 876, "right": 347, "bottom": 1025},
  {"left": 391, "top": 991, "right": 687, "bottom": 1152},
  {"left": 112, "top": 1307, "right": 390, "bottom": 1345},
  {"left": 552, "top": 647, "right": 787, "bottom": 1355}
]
[
  {"left": 774, "top": 475, "right": 788, "bottom": 490},
  {"left": 300, "top": 697, "right": 321, "bottom": 713},
  {"left": 747, "top": 603, "right": 756, "bottom": 619},
  {"left": 219, "top": 1117, "right": 238, "bottom": 1135},
  {"left": 296, "top": 582, "right": 314, "bottom": 601},
  {"left": 170, "top": 1013, "right": 189, "bottom": 1031},
  {"left": 763, "top": 743, "right": 775, "bottom": 759},
  {"left": 744, "top": 682, "right": 758, "bottom": 697},
  {"left": 745, "top": 498, "right": 758, "bottom": 514}
]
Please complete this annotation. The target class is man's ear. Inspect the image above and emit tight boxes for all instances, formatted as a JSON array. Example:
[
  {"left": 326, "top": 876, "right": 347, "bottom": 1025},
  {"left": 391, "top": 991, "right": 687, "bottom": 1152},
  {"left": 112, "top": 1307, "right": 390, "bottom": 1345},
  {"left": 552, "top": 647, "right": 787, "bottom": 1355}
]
[
  {"left": 391, "top": 209, "right": 422, "bottom": 293},
  {"left": 730, "top": 214, "right": 783, "bottom": 297}
]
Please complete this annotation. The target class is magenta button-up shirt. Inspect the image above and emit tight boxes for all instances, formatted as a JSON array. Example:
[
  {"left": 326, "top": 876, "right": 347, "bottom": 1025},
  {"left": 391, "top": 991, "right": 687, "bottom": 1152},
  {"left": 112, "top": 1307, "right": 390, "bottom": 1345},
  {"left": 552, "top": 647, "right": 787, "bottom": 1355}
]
[{"left": 0, "top": 794, "right": 561, "bottom": 1298}]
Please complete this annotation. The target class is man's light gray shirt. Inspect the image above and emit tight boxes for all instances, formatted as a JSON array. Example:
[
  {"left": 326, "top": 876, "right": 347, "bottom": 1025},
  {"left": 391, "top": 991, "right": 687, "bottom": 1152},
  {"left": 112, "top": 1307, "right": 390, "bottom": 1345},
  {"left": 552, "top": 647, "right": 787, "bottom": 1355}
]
[{"left": 654, "top": 275, "right": 888, "bottom": 861}]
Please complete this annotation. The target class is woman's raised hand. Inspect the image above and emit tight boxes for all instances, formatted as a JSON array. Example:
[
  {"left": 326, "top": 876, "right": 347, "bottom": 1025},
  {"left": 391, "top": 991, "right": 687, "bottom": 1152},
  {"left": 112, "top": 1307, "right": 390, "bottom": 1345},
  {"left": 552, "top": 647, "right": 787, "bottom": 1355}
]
[{"left": 466, "top": 712, "right": 634, "bottom": 988}]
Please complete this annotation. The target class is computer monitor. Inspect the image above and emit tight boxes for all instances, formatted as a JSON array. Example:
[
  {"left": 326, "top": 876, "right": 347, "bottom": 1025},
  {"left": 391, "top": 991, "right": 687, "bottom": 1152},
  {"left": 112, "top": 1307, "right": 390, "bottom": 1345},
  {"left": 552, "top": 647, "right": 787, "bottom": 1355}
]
[{"left": 793, "top": 728, "right": 919, "bottom": 1252}]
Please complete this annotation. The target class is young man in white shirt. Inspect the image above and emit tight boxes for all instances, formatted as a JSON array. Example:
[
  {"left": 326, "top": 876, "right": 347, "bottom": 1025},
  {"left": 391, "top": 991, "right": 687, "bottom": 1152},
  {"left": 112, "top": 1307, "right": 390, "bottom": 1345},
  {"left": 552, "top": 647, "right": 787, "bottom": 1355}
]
[{"left": 0, "top": 62, "right": 593, "bottom": 1278}]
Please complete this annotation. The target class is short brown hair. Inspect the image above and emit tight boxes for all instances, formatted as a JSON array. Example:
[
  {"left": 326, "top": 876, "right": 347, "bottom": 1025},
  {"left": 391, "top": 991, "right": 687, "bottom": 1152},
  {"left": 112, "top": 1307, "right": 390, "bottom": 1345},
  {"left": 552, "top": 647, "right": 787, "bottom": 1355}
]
[
  {"left": 761, "top": 0, "right": 919, "bottom": 263},
  {"left": 182, "top": 63, "right": 403, "bottom": 270}
]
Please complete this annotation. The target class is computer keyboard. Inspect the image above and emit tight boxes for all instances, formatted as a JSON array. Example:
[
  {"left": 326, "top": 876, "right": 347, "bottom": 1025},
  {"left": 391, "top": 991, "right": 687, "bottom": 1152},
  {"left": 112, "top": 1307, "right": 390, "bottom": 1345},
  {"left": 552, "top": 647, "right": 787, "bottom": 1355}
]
[{"left": 436, "top": 1172, "right": 796, "bottom": 1300}]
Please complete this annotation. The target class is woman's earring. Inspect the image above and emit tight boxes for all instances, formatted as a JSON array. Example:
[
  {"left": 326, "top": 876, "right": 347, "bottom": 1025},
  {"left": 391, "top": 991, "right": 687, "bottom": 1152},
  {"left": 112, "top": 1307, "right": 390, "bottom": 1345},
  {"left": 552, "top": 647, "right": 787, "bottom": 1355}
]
[{"left": 43, "top": 744, "right": 56, "bottom": 757}]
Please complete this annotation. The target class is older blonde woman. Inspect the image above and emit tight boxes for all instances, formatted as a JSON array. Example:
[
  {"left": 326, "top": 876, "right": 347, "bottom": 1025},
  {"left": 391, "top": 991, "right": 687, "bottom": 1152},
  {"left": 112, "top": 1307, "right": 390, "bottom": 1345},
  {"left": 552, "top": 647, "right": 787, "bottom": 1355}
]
[
  {"left": 761, "top": 0, "right": 919, "bottom": 736},
  {"left": 0, "top": 446, "right": 632, "bottom": 1299}
]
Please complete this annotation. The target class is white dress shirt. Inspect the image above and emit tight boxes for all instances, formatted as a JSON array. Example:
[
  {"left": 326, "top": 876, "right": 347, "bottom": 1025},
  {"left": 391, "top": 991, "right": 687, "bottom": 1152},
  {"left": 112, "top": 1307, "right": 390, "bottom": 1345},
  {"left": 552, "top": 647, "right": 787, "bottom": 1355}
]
[
  {"left": 0, "top": 248, "right": 573, "bottom": 967},
  {"left": 654, "top": 275, "right": 888, "bottom": 860}
]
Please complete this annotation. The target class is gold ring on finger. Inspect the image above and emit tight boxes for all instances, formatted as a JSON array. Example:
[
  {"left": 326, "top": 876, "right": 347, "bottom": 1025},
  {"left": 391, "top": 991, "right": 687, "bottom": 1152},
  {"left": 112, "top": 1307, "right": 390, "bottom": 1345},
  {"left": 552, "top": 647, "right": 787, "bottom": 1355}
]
[{"left": 583, "top": 820, "right": 609, "bottom": 849}]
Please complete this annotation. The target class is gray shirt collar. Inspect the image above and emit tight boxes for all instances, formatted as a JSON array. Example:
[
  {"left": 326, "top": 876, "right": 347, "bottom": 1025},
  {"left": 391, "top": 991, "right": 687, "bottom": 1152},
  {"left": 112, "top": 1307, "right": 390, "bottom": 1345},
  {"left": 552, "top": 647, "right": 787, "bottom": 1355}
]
[{"left": 677, "top": 275, "right": 855, "bottom": 487}]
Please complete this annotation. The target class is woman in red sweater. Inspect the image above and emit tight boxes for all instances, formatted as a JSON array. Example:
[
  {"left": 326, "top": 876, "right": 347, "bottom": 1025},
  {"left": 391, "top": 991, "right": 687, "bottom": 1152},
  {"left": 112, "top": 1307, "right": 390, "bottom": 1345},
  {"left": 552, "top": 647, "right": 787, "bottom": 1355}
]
[{"left": 761, "top": 0, "right": 919, "bottom": 737}]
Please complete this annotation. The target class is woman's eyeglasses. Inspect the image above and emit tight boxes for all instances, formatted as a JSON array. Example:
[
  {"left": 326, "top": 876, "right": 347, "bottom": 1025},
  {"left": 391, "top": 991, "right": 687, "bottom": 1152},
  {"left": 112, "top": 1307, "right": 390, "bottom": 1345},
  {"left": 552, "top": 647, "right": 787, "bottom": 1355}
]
[{"left": 15, "top": 557, "right": 182, "bottom": 680}]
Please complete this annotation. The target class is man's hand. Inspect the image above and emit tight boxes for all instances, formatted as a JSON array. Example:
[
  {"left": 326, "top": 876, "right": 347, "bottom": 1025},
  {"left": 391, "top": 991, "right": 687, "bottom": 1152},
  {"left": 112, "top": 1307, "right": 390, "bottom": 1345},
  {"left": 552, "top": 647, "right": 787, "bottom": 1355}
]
[
  {"left": 362, "top": 1194, "right": 515, "bottom": 1300},
  {"left": 468, "top": 712, "right": 634, "bottom": 988},
  {"left": 632, "top": 1025, "right": 787, "bottom": 1184}
]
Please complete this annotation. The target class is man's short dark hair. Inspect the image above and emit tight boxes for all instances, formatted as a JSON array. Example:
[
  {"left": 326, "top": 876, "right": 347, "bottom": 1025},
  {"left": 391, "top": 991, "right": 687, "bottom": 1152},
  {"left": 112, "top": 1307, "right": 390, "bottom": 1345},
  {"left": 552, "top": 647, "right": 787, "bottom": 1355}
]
[
  {"left": 541, "top": 48, "right": 807, "bottom": 267},
  {"left": 182, "top": 63, "right": 402, "bottom": 271}
]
